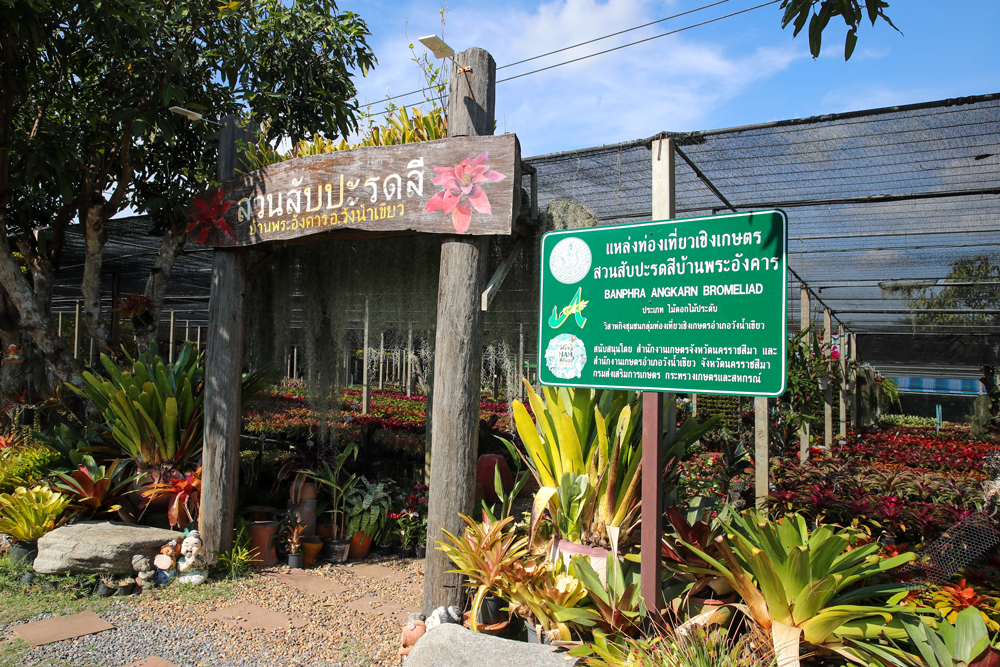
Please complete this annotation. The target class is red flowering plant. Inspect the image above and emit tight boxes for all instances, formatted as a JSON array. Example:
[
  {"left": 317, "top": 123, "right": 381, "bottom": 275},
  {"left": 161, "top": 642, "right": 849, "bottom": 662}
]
[
  {"left": 424, "top": 152, "right": 505, "bottom": 234},
  {"left": 188, "top": 189, "right": 237, "bottom": 244},
  {"left": 141, "top": 466, "right": 202, "bottom": 531}
]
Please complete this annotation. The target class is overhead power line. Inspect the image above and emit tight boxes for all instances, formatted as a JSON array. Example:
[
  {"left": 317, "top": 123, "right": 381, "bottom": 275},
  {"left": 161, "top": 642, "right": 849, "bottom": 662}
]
[
  {"left": 360, "top": 0, "right": 773, "bottom": 113},
  {"left": 496, "top": 0, "right": 780, "bottom": 84}
]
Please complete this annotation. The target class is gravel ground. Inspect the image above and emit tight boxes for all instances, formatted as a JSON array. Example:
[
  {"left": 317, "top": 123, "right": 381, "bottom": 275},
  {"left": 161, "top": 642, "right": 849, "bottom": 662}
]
[{"left": 1, "top": 556, "right": 424, "bottom": 667}]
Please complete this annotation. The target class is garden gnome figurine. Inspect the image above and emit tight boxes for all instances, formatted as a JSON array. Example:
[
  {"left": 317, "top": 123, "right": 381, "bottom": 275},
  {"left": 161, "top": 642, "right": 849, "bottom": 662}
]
[
  {"left": 177, "top": 531, "right": 208, "bottom": 585},
  {"left": 399, "top": 619, "right": 426, "bottom": 657},
  {"left": 132, "top": 554, "right": 156, "bottom": 588},
  {"left": 153, "top": 539, "right": 180, "bottom": 584}
]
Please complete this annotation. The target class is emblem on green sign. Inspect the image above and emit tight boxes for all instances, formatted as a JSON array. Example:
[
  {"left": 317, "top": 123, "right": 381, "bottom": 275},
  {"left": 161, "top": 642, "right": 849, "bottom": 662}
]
[
  {"left": 545, "top": 333, "right": 587, "bottom": 380},
  {"left": 548, "top": 237, "right": 592, "bottom": 284},
  {"left": 548, "top": 287, "right": 589, "bottom": 329}
]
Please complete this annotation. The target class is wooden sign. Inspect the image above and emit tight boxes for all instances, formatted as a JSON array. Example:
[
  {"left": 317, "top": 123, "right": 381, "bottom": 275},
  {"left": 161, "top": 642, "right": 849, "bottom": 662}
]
[{"left": 186, "top": 134, "right": 520, "bottom": 246}]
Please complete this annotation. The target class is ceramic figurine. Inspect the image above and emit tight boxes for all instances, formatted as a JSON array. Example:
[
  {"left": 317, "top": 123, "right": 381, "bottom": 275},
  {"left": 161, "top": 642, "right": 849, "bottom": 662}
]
[
  {"left": 153, "top": 539, "right": 180, "bottom": 584},
  {"left": 132, "top": 554, "right": 156, "bottom": 588},
  {"left": 423, "top": 605, "right": 462, "bottom": 632},
  {"left": 177, "top": 531, "right": 208, "bottom": 585},
  {"left": 398, "top": 619, "right": 426, "bottom": 656},
  {"left": 4, "top": 344, "right": 22, "bottom": 364}
]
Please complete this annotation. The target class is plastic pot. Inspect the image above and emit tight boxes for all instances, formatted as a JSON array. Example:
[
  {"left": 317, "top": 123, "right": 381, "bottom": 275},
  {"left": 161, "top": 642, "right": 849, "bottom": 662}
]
[
  {"left": 414, "top": 545, "right": 426, "bottom": 559},
  {"left": 9, "top": 541, "right": 37, "bottom": 567},
  {"left": 375, "top": 543, "right": 394, "bottom": 556},
  {"left": 397, "top": 544, "right": 414, "bottom": 558},
  {"left": 95, "top": 582, "right": 116, "bottom": 597},
  {"left": 116, "top": 582, "right": 135, "bottom": 596},
  {"left": 287, "top": 552, "right": 304, "bottom": 569},
  {"left": 476, "top": 595, "right": 505, "bottom": 626},
  {"left": 524, "top": 619, "right": 551, "bottom": 645},
  {"left": 324, "top": 538, "right": 351, "bottom": 564}
]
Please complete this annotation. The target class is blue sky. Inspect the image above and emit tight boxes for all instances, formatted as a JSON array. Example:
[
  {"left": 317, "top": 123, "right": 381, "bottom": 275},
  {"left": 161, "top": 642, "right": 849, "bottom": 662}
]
[{"left": 339, "top": 0, "right": 1000, "bottom": 157}]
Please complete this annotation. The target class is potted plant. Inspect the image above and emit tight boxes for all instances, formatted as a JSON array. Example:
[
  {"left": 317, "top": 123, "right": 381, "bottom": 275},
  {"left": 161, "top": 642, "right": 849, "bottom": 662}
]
[
  {"left": 414, "top": 518, "right": 427, "bottom": 559},
  {"left": 303, "top": 443, "right": 358, "bottom": 562},
  {"left": 282, "top": 519, "right": 306, "bottom": 568},
  {"left": 302, "top": 536, "right": 324, "bottom": 568},
  {"left": 345, "top": 477, "right": 391, "bottom": 560},
  {"left": 0, "top": 485, "right": 71, "bottom": 566},
  {"left": 116, "top": 577, "right": 135, "bottom": 596},
  {"left": 396, "top": 510, "right": 421, "bottom": 557},
  {"left": 96, "top": 575, "right": 116, "bottom": 597},
  {"left": 140, "top": 466, "right": 202, "bottom": 530}
]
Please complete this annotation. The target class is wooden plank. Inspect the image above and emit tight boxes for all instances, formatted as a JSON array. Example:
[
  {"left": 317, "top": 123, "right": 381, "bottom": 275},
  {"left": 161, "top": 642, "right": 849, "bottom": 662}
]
[
  {"left": 799, "top": 288, "right": 810, "bottom": 464},
  {"left": 755, "top": 396, "right": 768, "bottom": 508},
  {"left": 481, "top": 236, "right": 524, "bottom": 311},
  {"left": 423, "top": 46, "right": 496, "bottom": 616},
  {"left": 824, "top": 308, "right": 833, "bottom": 451},
  {"left": 187, "top": 134, "right": 520, "bottom": 247},
  {"left": 641, "top": 136, "right": 675, "bottom": 615}
]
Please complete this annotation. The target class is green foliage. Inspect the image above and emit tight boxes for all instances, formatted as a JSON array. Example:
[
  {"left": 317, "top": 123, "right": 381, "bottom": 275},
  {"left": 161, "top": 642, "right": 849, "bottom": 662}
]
[
  {"left": 785, "top": 326, "right": 842, "bottom": 434},
  {"left": 882, "top": 256, "right": 1000, "bottom": 329},
  {"left": 877, "top": 414, "right": 939, "bottom": 428},
  {"left": 682, "top": 511, "right": 918, "bottom": 663},
  {"left": 0, "top": 444, "right": 60, "bottom": 494},
  {"left": 70, "top": 342, "right": 204, "bottom": 471},
  {"left": 571, "top": 533, "right": 645, "bottom": 638},
  {"left": 31, "top": 423, "right": 112, "bottom": 470},
  {"left": 213, "top": 518, "right": 257, "bottom": 580},
  {"left": 52, "top": 456, "right": 139, "bottom": 517},
  {"left": 780, "top": 0, "right": 899, "bottom": 60},
  {"left": 345, "top": 476, "right": 391, "bottom": 541},
  {"left": 866, "top": 606, "right": 1000, "bottom": 667},
  {"left": 0, "top": 486, "right": 70, "bottom": 542}
]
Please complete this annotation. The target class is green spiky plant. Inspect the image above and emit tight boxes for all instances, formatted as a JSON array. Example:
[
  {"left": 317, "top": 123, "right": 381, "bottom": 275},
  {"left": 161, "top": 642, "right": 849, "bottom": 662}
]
[
  {"left": 70, "top": 342, "right": 204, "bottom": 477},
  {"left": 681, "top": 511, "right": 919, "bottom": 666},
  {"left": 0, "top": 486, "right": 71, "bottom": 542}
]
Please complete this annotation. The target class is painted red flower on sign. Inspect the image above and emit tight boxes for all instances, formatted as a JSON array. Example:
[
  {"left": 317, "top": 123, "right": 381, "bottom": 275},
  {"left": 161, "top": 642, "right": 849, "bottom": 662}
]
[
  {"left": 424, "top": 152, "right": 506, "bottom": 233},
  {"left": 188, "top": 189, "right": 237, "bottom": 244}
]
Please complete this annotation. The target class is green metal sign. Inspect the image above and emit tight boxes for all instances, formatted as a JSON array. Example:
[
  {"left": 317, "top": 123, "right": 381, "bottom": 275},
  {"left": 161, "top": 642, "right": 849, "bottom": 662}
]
[{"left": 538, "top": 210, "right": 788, "bottom": 396}]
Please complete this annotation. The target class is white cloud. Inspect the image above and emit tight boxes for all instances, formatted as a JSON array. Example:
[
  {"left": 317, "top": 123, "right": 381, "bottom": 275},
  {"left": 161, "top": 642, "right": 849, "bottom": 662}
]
[{"left": 349, "top": 0, "right": 804, "bottom": 154}]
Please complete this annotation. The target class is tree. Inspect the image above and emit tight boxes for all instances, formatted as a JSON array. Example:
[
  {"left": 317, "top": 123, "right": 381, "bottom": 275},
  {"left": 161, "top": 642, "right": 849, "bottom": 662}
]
[
  {"left": 780, "top": 0, "right": 899, "bottom": 60},
  {"left": 882, "top": 256, "right": 1000, "bottom": 329},
  {"left": 0, "top": 0, "right": 375, "bottom": 383}
]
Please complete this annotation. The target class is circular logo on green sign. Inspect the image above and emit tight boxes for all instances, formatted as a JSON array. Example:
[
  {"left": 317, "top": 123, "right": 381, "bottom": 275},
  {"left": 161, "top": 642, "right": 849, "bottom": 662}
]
[
  {"left": 549, "top": 237, "right": 592, "bottom": 285},
  {"left": 545, "top": 333, "right": 587, "bottom": 379}
]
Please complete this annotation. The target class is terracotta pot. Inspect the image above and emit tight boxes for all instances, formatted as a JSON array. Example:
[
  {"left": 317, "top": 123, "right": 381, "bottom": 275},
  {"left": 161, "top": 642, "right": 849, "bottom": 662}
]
[
  {"left": 297, "top": 481, "right": 318, "bottom": 501},
  {"left": 297, "top": 499, "right": 318, "bottom": 537},
  {"left": 476, "top": 454, "right": 513, "bottom": 505},
  {"left": 302, "top": 539, "right": 324, "bottom": 568},
  {"left": 247, "top": 505, "right": 277, "bottom": 522},
  {"left": 463, "top": 610, "right": 509, "bottom": 637},
  {"left": 248, "top": 520, "right": 280, "bottom": 568},
  {"left": 348, "top": 532, "right": 372, "bottom": 560},
  {"left": 315, "top": 523, "right": 334, "bottom": 539}
]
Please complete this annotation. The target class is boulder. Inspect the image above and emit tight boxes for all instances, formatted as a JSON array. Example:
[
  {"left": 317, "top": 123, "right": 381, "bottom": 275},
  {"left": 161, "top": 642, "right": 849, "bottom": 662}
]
[
  {"left": 34, "top": 521, "right": 184, "bottom": 575},
  {"left": 404, "top": 622, "right": 578, "bottom": 667}
]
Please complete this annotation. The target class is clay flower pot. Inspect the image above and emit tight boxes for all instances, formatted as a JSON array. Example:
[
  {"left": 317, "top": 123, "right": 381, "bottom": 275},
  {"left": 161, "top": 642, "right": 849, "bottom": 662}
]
[
  {"left": 302, "top": 539, "right": 324, "bottom": 568},
  {"left": 348, "top": 532, "right": 372, "bottom": 560},
  {"left": 475, "top": 454, "right": 513, "bottom": 505},
  {"left": 248, "top": 520, "right": 280, "bottom": 568}
]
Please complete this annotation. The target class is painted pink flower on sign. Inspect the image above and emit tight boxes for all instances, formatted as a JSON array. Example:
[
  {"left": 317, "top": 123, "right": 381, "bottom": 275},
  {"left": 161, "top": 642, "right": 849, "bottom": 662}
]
[
  {"left": 424, "top": 152, "right": 506, "bottom": 233},
  {"left": 188, "top": 189, "right": 237, "bottom": 244}
]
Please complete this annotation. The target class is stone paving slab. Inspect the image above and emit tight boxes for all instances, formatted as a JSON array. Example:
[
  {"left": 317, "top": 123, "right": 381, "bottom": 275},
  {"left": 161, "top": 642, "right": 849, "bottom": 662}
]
[
  {"left": 342, "top": 596, "right": 420, "bottom": 622},
  {"left": 207, "top": 603, "right": 308, "bottom": 631},
  {"left": 346, "top": 563, "right": 411, "bottom": 583},
  {"left": 12, "top": 611, "right": 114, "bottom": 646},
  {"left": 126, "top": 658, "right": 180, "bottom": 667},
  {"left": 265, "top": 571, "right": 348, "bottom": 597}
]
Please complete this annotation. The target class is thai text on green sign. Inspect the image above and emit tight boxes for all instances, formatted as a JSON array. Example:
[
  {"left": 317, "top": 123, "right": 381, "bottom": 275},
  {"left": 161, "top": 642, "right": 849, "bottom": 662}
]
[{"left": 538, "top": 210, "right": 788, "bottom": 396}]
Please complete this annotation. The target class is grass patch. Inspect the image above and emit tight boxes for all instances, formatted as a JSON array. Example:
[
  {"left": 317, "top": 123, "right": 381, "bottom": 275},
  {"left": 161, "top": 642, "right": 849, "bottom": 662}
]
[{"left": 0, "top": 555, "right": 115, "bottom": 626}]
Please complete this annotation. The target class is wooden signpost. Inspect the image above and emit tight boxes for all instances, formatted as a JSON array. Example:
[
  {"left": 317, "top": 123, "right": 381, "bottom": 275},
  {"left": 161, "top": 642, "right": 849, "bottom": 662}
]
[
  {"left": 192, "top": 47, "right": 522, "bottom": 614},
  {"left": 187, "top": 135, "right": 520, "bottom": 246}
]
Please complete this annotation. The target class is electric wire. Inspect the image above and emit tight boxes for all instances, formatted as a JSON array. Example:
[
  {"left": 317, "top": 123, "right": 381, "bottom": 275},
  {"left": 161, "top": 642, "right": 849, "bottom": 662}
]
[{"left": 359, "top": 0, "right": 776, "bottom": 115}]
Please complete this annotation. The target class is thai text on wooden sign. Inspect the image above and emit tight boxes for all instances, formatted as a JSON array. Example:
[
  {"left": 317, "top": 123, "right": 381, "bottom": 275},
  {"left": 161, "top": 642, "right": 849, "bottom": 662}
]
[
  {"left": 538, "top": 210, "right": 788, "bottom": 396},
  {"left": 186, "top": 134, "right": 520, "bottom": 246}
]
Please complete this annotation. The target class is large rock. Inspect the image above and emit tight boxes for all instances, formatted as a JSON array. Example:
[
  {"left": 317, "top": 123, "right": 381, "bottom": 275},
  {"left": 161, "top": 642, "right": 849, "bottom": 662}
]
[
  {"left": 34, "top": 521, "right": 183, "bottom": 575},
  {"left": 405, "top": 622, "right": 578, "bottom": 667}
]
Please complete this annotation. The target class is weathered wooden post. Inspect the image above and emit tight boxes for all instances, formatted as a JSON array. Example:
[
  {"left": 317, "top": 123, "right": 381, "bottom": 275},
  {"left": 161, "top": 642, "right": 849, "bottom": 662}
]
[
  {"left": 823, "top": 308, "right": 833, "bottom": 451},
  {"left": 423, "top": 46, "right": 496, "bottom": 615},
  {"left": 200, "top": 114, "right": 251, "bottom": 559},
  {"left": 640, "top": 136, "right": 675, "bottom": 613},
  {"left": 799, "top": 288, "right": 810, "bottom": 464}
]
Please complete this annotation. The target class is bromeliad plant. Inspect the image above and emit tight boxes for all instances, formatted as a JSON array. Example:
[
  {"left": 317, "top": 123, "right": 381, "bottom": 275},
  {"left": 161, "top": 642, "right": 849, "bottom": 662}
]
[
  {"left": 52, "top": 455, "right": 140, "bottom": 517},
  {"left": 141, "top": 466, "right": 202, "bottom": 531},
  {"left": 681, "top": 511, "right": 918, "bottom": 666},
  {"left": 71, "top": 342, "right": 204, "bottom": 476},
  {"left": 0, "top": 485, "right": 71, "bottom": 542},
  {"left": 437, "top": 513, "right": 529, "bottom": 632},
  {"left": 871, "top": 606, "right": 1000, "bottom": 667}
]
